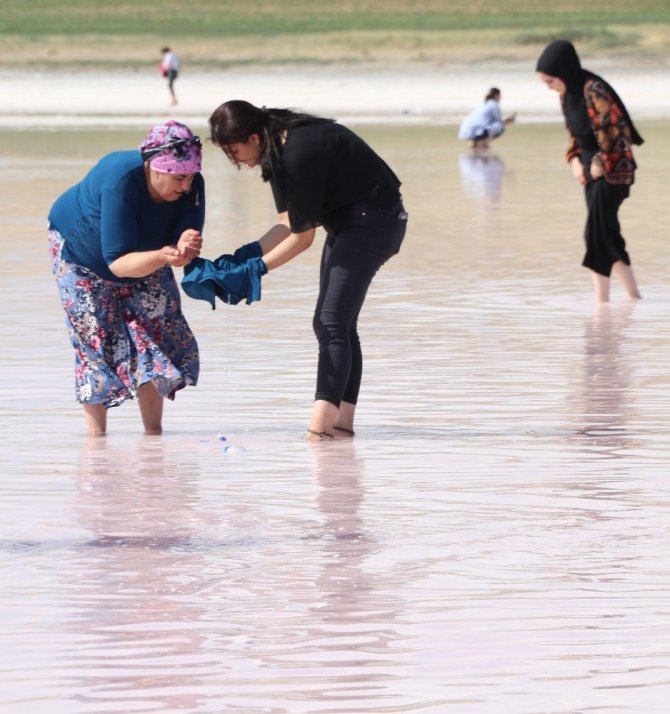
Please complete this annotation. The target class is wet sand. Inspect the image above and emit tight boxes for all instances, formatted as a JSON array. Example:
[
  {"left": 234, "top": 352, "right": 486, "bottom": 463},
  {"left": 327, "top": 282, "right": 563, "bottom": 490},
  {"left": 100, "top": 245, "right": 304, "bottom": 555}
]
[{"left": 2, "top": 63, "right": 670, "bottom": 128}]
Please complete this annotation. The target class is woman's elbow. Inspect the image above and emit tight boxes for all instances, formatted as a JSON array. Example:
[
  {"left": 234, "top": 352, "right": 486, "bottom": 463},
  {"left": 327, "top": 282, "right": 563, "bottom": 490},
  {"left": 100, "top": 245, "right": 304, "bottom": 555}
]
[
  {"left": 107, "top": 257, "right": 131, "bottom": 278},
  {"left": 107, "top": 260, "right": 123, "bottom": 278},
  {"left": 297, "top": 228, "right": 316, "bottom": 250}
]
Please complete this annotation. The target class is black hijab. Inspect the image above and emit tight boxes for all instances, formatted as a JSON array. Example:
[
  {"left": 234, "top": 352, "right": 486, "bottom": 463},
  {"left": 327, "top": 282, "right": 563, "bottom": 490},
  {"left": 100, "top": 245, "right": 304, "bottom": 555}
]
[{"left": 536, "top": 40, "right": 643, "bottom": 147}]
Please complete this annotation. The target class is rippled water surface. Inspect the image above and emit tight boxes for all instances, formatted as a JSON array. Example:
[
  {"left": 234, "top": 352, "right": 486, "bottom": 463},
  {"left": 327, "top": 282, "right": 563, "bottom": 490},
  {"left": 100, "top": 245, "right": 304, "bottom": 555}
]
[{"left": 2, "top": 122, "right": 670, "bottom": 713}]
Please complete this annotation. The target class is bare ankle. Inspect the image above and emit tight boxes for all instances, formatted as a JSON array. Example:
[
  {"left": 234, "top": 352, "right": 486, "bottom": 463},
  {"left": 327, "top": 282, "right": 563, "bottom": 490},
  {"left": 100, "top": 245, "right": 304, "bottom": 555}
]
[
  {"left": 306, "top": 429, "right": 334, "bottom": 441},
  {"left": 333, "top": 425, "right": 355, "bottom": 437}
]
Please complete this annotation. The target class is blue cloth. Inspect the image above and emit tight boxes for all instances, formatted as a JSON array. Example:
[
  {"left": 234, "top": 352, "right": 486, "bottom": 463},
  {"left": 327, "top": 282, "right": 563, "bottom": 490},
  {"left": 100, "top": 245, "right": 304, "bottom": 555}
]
[
  {"left": 48, "top": 150, "right": 205, "bottom": 283},
  {"left": 229, "top": 241, "right": 263, "bottom": 264},
  {"left": 181, "top": 242, "right": 266, "bottom": 308}
]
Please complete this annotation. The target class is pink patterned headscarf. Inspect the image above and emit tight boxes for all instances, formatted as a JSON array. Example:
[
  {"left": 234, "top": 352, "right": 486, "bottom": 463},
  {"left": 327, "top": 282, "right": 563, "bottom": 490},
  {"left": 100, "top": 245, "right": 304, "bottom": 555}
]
[{"left": 139, "top": 120, "right": 202, "bottom": 174}]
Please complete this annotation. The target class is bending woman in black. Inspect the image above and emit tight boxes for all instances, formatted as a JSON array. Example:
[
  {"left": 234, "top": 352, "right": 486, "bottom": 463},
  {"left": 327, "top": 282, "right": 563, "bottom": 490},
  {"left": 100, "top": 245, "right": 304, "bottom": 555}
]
[
  {"left": 536, "top": 40, "right": 643, "bottom": 303},
  {"left": 209, "top": 100, "right": 407, "bottom": 440}
]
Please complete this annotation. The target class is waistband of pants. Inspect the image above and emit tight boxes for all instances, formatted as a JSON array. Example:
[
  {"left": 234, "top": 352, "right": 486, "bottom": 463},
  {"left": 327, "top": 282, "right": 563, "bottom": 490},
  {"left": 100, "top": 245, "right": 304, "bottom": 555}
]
[{"left": 323, "top": 198, "right": 407, "bottom": 234}]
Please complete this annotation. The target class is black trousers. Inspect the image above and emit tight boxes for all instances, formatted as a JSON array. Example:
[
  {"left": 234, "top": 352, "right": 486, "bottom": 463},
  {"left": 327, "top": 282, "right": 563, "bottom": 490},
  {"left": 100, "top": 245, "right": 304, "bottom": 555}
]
[
  {"left": 314, "top": 203, "right": 407, "bottom": 407},
  {"left": 582, "top": 178, "right": 631, "bottom": 277}
]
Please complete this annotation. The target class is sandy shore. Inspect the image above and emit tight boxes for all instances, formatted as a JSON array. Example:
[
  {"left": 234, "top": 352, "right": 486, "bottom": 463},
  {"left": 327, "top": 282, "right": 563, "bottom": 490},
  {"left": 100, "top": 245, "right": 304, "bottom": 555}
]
[{"left": 2, "top": 63, "right": 670, "bottom": 128}]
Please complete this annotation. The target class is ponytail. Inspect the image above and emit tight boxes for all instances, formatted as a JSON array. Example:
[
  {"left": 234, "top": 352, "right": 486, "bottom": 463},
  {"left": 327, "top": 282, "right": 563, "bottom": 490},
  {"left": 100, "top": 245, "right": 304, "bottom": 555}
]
[{"left": 209, "top": 100, "right": 333, "bottom": 181}]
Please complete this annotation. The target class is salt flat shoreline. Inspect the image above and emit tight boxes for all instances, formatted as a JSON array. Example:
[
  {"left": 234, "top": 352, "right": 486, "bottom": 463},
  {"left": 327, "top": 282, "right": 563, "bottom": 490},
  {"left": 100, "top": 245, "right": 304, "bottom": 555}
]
[{"left": 3, "top": 63, "right": 670, "bottom": 128}]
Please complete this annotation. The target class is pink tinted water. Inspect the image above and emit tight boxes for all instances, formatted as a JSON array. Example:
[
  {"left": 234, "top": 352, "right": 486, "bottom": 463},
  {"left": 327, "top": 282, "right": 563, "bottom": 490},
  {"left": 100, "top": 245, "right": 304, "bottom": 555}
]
[{"left": 1, "top": 123, "right": 669, "bottom": 713}]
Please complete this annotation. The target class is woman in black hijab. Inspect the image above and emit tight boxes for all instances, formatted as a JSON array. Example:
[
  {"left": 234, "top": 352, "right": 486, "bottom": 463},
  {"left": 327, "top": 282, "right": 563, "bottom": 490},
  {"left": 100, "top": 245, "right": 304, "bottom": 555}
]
[{"left": 536, "top": 40, "right": 643, "bottom": 303}]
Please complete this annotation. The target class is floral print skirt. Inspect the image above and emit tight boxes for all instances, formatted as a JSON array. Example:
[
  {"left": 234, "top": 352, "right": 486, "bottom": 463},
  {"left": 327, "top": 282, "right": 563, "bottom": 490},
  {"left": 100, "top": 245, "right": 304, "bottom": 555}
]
[{"left": 49, "top": 229, "right": 199, "bottom": 408}]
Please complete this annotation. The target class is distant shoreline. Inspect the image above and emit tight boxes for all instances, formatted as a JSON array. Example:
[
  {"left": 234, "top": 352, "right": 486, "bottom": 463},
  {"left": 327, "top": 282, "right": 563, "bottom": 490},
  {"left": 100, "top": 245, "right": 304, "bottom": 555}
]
[
  {"left": 2, "top": 63, "right": 670, "bottom": 129},
  {"left": 3, "top": 23, "right": 668, "bottom": 129},
  {"left": 0, "top": 22, "right": 670, "bottom": 72}
]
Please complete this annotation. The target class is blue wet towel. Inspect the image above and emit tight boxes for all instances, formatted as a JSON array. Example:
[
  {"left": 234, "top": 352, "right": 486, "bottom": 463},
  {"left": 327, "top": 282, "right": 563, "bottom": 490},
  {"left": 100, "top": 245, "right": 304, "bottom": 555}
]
[{"left": 181, "top": 241, "right": 267, "bottom": 308}]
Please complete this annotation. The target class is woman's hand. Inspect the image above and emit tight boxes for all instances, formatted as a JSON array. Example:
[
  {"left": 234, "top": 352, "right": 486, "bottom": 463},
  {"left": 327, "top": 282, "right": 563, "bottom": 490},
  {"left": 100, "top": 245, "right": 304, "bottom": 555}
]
[
  {"left": 176, "top": 229, "right": 203, "bottom": 264},
  {"left": 570, "top": 157, "right": 588, "bottom": 186},
  {"left": 160, "top": 245, "right": 192, "bottom": 268},
  {"left": 589, "top": 158, "right": 604, "bottom": 181}
]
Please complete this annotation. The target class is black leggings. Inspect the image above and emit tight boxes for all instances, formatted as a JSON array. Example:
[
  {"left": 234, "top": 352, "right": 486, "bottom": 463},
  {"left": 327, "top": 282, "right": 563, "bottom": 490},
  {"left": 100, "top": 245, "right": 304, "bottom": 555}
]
[{"left": 313, "top": 206, "right": 406, "bottom": 407}]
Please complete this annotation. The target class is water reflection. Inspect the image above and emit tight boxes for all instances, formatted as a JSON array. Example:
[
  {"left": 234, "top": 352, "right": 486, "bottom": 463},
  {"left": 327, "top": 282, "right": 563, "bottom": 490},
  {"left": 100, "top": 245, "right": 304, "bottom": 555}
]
[
  {"left": 63, "top": 437, "right": 211, "bottom": 713},
  {"left": 311, "top": 443, "right": 400, "bottom": 654},
  {"left": 2, "top": 123, "right": 670, "bottom": 713},
  {"left": 458, "top": 150, "right": 505, "bottom": 202},
  {"left": 236, "top": 443, "right": 412, "bottom": 711},
  {"left": 574, "top": 302, "right": 637, "bottom": 456}
]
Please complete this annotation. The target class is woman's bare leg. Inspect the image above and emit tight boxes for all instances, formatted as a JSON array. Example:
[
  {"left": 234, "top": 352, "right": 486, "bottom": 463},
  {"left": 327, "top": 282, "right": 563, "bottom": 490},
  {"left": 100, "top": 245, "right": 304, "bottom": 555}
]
[
  {"left": 83, "top": 403, "right": 107, "bottom": 436},
  {"left": 591, "top": 271, "right": 611, "bottom": 304},
  {"left": 138, "top": 382, "right": 163, "bottom": 435},
  {"left": 611, "top": 261, "right": 642, "bottom": 299},
  {"left": 333, "top": 401, "right": 356, "bottom": 437},
  {"left": 306, "top": 399, "right": 338, "bottom": 441},
  {"left": 306, "top": 399, "right": 358, "bottom": 440}
]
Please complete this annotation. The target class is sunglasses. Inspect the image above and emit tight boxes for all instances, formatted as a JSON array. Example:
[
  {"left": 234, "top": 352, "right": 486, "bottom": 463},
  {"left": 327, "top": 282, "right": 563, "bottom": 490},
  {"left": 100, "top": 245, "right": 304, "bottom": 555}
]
[{"left": 141, "top": 136, "right": 202, "bottom": 161}]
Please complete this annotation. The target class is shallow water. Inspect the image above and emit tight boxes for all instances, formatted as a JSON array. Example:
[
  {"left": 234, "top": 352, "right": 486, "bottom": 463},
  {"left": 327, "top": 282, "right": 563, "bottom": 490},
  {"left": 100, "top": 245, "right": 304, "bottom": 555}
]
[{"left": 1, "top": 122, "right": 670, "bottom": 713}]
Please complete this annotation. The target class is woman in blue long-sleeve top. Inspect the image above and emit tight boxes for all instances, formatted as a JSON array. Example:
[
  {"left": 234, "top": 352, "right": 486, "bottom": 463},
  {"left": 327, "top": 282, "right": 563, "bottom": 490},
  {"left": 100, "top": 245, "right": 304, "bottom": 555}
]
[{"left": 48, "top": 120, "right": 205, "bottom": 436}]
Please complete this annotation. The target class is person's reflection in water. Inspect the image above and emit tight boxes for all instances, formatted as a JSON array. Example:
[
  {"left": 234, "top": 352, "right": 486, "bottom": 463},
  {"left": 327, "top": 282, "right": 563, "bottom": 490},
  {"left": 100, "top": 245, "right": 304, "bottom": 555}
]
[
  {"left": 575, "top": 302, "right": 637, "bottom": 456},
  {"left": 307, "top": 443, "right": 405, "bottom": 700},
  {"left": 63, "top": 436, "right": 211, "bottom": 712},
  {"left": 458, "top": 151, "right": 505, "bottom": 203}
]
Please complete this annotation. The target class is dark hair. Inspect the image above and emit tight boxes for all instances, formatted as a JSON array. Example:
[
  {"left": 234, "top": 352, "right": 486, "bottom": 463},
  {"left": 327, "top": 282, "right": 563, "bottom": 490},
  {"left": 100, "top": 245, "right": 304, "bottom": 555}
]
[
  {"left": 485, "top": 87, "right": 501, "bottom": 102},
  {"left": 209, "top": 99, "right": 333, "bottom": 181},
  {"left": 161, "top": 46, "right": 171, "bottom": 53}
]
